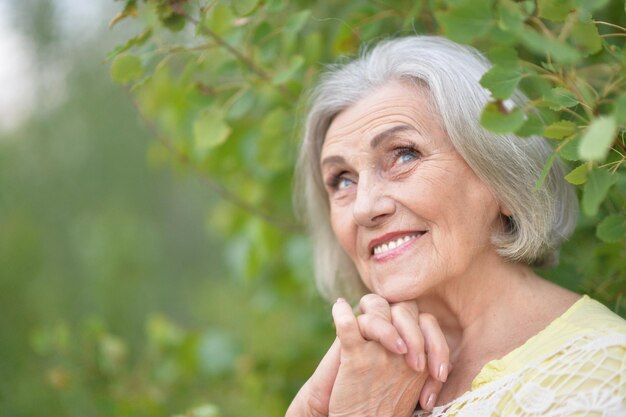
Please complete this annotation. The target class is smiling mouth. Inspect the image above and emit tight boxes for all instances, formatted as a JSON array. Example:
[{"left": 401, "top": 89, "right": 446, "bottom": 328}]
[{"left": 371, "top": 232, "right": 424, "bottom": 256}]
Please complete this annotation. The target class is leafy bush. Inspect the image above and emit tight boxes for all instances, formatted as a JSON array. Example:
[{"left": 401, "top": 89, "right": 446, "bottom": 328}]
[{"left": 38, "top": 0, "right": 626, "bottom": 415}]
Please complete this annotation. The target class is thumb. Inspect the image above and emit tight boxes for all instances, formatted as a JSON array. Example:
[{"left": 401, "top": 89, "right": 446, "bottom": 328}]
[{"left": 305, "top": 338, "right": 341, "bottom": 415}]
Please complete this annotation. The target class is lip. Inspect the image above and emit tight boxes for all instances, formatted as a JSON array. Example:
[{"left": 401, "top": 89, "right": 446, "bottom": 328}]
[{"left": 368, "top": 230, "right": 425, "bottom": 260}]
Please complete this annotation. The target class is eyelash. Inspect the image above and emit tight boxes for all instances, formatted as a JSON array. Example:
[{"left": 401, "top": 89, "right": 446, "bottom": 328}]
[
  {"left": 393, "top": 145, "right": 420, "bottom": 164},
  {"left": 327, "top": 172, "right": 352, "bottom": 190}
]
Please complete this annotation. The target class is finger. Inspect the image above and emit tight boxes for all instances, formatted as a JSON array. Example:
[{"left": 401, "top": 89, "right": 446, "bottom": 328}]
[
  {"left": 358, "top": 293, "right": 392, "bottom": 320},
  {"left": 357, "top": 313, "right": 407, "bottom": 354},
  {"left": 419, "top": 313, "right": 451, "bottom": 383},
  {"left": 306, "top": 338, "right": 341, "bottom": 415},
  {"left": 332, "top": 298, "right": 364, "bottom": 350},
  {"left": 391, "top": 301, "right": 426, "bottom": 372},
  {"left": 419, "top": 376, "right": 443, "bottom": 411}
]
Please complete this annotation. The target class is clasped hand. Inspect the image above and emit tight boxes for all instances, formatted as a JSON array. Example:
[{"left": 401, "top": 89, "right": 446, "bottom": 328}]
[{"left": 287, "top": 294, "right": 451, "bottom": 417}]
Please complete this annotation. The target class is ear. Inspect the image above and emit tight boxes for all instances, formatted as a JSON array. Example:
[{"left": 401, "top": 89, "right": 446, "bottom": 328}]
[{"left": 500, "top": 204, "right": 512, "bottom": 217}]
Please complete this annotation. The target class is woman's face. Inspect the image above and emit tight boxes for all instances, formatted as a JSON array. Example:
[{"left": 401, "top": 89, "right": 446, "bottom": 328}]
[{"left": 320, "top": 81, "right": 504, "bottom": 302}]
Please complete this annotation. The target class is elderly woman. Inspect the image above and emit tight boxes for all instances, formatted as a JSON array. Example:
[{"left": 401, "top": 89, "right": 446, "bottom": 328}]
[{"left": 286, "top": 36, "right": 626, "bottom": 416}]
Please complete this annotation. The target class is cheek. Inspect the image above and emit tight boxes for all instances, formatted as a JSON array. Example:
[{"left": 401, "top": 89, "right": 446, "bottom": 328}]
[{"left": 330, "top": 206, "right": 356, "bottom": 256}]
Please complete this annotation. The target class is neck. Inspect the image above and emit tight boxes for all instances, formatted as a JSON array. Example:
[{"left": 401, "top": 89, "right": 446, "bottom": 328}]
[{"left": 416, "top": 250, "right": 570, "bottom": 362}]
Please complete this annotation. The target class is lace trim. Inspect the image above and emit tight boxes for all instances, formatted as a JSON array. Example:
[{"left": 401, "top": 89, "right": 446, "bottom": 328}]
[{"left": 413, "top": 334, "right": 626, "bottom": 417}]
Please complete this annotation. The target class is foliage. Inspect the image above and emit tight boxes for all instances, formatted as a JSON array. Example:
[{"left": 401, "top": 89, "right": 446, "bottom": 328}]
[
  {"left": 108, "top": 0, "right": 625, "bottom": 284},
  {"left": 22, "top": 0, "right": 626, "bottom": 415},
  {"left": 102, "top": 0, "right": 626, "bottom": 413}
]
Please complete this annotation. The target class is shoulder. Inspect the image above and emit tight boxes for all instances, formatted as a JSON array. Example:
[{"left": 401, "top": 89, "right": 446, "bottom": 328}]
[
  {"left": 492, "top": 297, "right": 625, "bottom": 415},
  {"left": 512, "top": 296, "right": 626, "bottom": 414},
  {"left": 559, "top": 295, "right": 626, "bottom": 341},
  {"left": 416, "top": 296, "right": 626, "bottom": 417},
  {"left": 537, "top": 295, "right": 626, "bottom": 368}
]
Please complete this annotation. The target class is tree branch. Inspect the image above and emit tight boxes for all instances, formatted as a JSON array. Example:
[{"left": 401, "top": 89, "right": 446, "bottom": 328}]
[{"left": 125, "top": 90, "right": 302, "bottom": 232}]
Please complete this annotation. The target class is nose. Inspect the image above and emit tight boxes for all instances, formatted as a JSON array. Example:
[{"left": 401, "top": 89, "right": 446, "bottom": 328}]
[{"left": 352, "top": 172, "right": 396, "bottom": 227}]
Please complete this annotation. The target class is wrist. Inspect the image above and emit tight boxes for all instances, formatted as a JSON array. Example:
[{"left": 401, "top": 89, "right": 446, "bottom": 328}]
[{"left": 286, "top": 382, "right": 327, "bottom": 417}]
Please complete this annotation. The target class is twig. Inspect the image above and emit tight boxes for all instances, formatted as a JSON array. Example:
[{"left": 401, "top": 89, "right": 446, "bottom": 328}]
[
  {"left": 594, "top": 20, "right": 626, "bottom": 32},
  {"left": 529, "top": 17, "right": 554, "bottom": 38},
  {"left": 181, "top": 12, "right": 293, "bottom": 100},
  {"left": 124, "top": 90, "right": 302, "bottom": 232},
  {"left": 558, "top": 107, "right": 589, "bottom": 124},
  {"left": 600, "top": 33, "right": 626, "bottom": 38}
]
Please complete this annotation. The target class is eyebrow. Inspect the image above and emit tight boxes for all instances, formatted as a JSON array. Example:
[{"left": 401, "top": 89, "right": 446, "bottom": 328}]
[
  {"left": 320, "top": 155, "right": 346, "bottom": 168},
  {"left": 320, "top": 124, "right": 418, "bottom": 168},
  {"left": 370, "top": 124, "right": 417, "bottom": 149}
]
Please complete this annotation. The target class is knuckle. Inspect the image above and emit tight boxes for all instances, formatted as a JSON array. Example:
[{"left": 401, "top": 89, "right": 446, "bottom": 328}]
[
  {"left": 391, "top": 302, "right": 419, "bottom": 321},
  {"left": 356, "top": 314, "right": 372, "bottom": 330},
  {"left": 334, "top": 315, "right": 354, "bottom": 332},
  {"left": 419, "top": 313, "right": 439, "bottom": 325},
  {"left": 380, "top": 325, "right": 398, "bottom": 341},
  {"left": 360, "top": 293, "right": 388, "bottom": 310}
]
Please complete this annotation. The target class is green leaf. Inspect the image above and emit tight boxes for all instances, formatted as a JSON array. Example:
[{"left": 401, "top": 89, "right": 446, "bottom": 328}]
[
  {"left": 544, "top": 120, "right": 577, "bottom": 139},
  {"left": 574, "top": 77, "right": 596, "bottom": 108},
  {"left": 615, "top": 92, "right": 626, "bottom": 124},
  {"left": 193, "top": 107, "right": 231, "bottom": 158},
  {"left": 582, "top": 168, "right": 616, "bottom": 216},
  {"left": 579, "top": 0, "right": 610, "bottom": 12},
  {"left": 435, "top": 0, "right": 494, "bottom": 43},
  {"left": 520, "top": 28, "right": 582, "bottom": 63},
  {"left": 106, "top": 28, "right": 152, "bottom": 60},
  {"left": 537, "top": 0, "right": 575, "bottom": 21},
  {"left": 516, "top": 112, "right": 544, "bottom": 137},
  {"left": 596, "top": 214, "right": 626, "bottom": 243},
  {"left": 205, "top": 4, "right": 235, "bottom": 36},
  {"left": 265, "top": 0, "right": 287, "bottom": 12},
  {"left": 578, "top": 115, "right": 618, "bottom": 162},
  {"left": 272, "top": 55, "right": 305, "bottom": 85},
  {"left": 226, "top": 90, "right": 255, "bottom": 121},
  {"left": 496, "top": 0, "right": 525, "bottom": 34},
  {"left": 231, "top": 0, "right": 260, "bottom": 16},
  {"left": 571, "top": 21, "right": 602, "bottom": 55},
  {"left": 542, "top": 87, "right": 579, "bottom": 110},
  {"left": 110, "top": 54, "right": 143, "bottom": 84},
  {"left": 480, "top": 102, "right": 525, "bottom": 134},
  {"left": 559, "top": 134, "right": 582, "bottom": 161},
  {"left": 284, "top": 9, "right": 311, "bottom": 34},
  {"left": 564, "top": 163, "right": 589, "bottom": 185},
  {"left": 480, "top": 65, "right": 522, "bottom": 99},
  {"left": 109, "top": 0, "right": 138, "bottom": 29},
  {"left": 304, "top": 31, "right": 323, "bottom": 65},
  {"left": 252, "top": 21, "right": 272, "bottom": 43},
  {"left": 487, "top": 46, "right": 519, "bottom": 68},
  {"left": 534, "top": 153, "right": 556, "bottom": 191},
  {"left": 162, "top": 13, "right": 185, "bottom": 32},
  {"left": 257, "top": 108, "right": 290, "bottom": 171},
  {"left": 521, "top": 0, "right": 536, "bottom": 14}
]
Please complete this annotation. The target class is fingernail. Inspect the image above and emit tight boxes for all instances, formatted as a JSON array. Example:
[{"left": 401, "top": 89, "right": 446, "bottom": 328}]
[
  {"left": 336, "top": 298, "right": 346, "bottom": 304},
  {"left": 395, "top": 338, "right": 407, "bottom": 354},
  {"left": 426, "top": 392, "right": 437, "bottom": 410},
  {"left": 438, "top": 362, "right": 449, "bottom": 382},
  {"left": 417, "top": 353, "right": 426, "bottom": 372}
]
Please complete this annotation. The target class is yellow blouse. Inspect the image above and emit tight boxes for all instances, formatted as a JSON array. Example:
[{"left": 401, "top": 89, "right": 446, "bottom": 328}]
[{"left": 415, "top": 295, "right": 626, "bottom": 416}]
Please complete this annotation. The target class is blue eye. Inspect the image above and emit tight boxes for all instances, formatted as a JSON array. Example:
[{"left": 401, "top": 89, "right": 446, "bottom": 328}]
[
  {"left": 394, "top": 147, "right": 420, "bottom": 164},
  {"left": 337, "top": 177, "right": 355, "bottom": 190}
]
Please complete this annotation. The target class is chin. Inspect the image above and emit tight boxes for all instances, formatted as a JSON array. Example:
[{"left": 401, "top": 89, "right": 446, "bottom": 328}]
[{"left": 369, "top": 277, "right": 422, "bottom": 303}]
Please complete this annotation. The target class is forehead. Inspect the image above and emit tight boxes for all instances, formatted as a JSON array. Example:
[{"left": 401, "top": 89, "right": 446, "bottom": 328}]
[{"left": 322, "top": 81, "right": 446, "bottom": 156}]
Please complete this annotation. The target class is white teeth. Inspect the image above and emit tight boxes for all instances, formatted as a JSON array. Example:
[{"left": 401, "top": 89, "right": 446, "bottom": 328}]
[{"left": 373, "top": 234, "right": 419, "bottom": 255}]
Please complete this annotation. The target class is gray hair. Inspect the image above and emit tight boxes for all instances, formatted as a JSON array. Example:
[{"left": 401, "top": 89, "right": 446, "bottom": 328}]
[{"left": 295, "top": 36, "right": 578, "bottom": 302}]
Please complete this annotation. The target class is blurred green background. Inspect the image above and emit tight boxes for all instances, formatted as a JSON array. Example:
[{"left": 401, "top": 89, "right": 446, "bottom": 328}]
[
  {"left": 0, "top": 1, "right": 331, "bottom": 416},
  {"left": 1, "top": 0, "right": 625, "bottom": 416}
]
